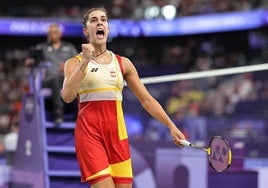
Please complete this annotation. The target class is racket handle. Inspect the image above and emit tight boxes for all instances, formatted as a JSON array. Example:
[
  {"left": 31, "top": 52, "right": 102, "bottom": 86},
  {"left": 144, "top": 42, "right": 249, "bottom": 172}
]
[{"left": 179, "top": 139, "right": 192, "bottom": 146}]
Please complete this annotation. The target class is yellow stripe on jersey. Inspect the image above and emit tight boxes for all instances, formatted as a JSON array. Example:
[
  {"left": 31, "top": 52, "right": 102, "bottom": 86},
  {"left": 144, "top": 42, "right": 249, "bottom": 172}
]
[
  {"left": 77, "top": 52, "right": 124, "bottom": 102},
  {"left": 116, "top": 100, "right": 128, "bottom": 140},
  {"left": 75, "top": 53, "right": 83, "bottom": 61},
  {"left": 79, "top": 87, "right": 121, "bottom": 95},
  {"left": 110, "top": 158, "right": 133, "bottom": 178},
  {"left": 85, "top": 158, "right": 133, "bottom": 181},
  {"left": 75, "top": 53, "right": 88, "bottom": 74},
  {"left": 85, "top": 167, "right": 111, "bottom": 181}
]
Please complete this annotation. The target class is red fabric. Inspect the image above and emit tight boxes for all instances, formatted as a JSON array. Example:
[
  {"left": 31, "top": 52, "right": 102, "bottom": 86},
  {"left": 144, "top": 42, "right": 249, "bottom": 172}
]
[
  {"left": 75, "top": 54, "right": 132, "bottom": 183},
  {"left": 113, "top": 178, "right": 133, "bottom": 184},
  {"left": 115, "top": 54, "right": 124, "bottom": 75},
  {"left": 75, "top": 101, "right": 131, "bottom": 182}
]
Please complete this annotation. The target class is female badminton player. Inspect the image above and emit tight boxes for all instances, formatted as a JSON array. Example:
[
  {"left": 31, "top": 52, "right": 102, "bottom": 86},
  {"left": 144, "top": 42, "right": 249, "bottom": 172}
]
[{"left": 61, "top": 7, "right": 186, "bottom": 188}]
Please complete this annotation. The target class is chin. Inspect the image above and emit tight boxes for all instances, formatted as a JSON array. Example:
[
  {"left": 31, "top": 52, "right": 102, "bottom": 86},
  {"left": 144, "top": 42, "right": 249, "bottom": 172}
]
[{"left": 94, "top": 40, "right": 107, "bottom": 45}]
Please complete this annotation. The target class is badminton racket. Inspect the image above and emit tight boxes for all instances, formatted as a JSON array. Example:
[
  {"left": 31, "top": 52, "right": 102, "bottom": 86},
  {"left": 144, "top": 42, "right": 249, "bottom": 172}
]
[{"left": 179, "top": 136, "right": 232, "bottom": 172}]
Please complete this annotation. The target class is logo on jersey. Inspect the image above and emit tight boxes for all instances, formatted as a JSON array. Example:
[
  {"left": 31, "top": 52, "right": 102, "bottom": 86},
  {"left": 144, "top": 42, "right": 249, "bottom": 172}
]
[
  {"left": 110, "top": 68, "right": 116, "bottom": 77},
  {"left": 91, "top": 68, "right": 98, "bottom": 72}
]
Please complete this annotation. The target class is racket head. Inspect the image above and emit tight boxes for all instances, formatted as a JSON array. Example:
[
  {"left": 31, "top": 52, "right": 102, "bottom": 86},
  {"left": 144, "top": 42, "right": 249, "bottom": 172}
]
[{"left": 207, "top": 136, "right": 232, "bottom": 172}]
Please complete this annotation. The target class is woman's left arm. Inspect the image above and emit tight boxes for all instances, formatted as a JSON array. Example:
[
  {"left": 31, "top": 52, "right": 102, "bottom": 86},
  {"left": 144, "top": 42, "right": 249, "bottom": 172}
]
[{"left": 122, "top": 57, "right": 185, "bottom": 144}]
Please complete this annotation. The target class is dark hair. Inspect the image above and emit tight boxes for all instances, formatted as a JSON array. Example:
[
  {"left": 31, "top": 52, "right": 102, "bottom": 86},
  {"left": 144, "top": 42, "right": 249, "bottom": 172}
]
[{"left": 82, "top": 7, "right": 108, "bottom": 28}]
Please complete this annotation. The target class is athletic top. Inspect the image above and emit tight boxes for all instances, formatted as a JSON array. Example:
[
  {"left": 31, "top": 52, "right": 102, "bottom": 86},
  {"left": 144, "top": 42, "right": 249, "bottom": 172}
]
[
  {"left": 75, "top": 51, "right": 124, "bottom": 103},
  {"left": 74, "top": 51, "right": 129, "bottom": 141},
  {"left": 74, "top": 51, "right": 133, "bottom": 183}
]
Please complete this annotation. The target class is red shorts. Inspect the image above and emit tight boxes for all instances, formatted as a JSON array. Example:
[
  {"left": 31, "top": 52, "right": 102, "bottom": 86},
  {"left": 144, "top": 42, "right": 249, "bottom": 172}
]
[{"left": 75, "top": 101, "right": 133, "bottom": 185}]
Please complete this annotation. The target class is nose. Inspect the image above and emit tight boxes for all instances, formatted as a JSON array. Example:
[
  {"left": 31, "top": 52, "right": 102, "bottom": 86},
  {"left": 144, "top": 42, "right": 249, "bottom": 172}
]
[{"left": 97, "top": 19, "right": 103, "bottom": 26}]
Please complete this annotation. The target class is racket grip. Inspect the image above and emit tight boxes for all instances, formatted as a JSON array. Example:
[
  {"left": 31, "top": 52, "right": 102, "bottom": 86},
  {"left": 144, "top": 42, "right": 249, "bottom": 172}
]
[{"left": 179, "top": 139, "right": 192, "bottom": 146}]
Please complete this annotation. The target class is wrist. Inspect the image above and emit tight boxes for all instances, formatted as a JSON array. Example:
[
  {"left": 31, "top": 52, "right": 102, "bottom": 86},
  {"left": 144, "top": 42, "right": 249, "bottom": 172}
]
[
  {"left": 167, "top": 123, "right": 176, "bottom": 130},
  {"left": 79, "top": 59, "right": 89, "bottom": 72},
  {"left": 81, "top": 56, "right": 92, "bottom": 64},
  {"left": 79, "top": 64, "right": 86, "bottom": 73}
]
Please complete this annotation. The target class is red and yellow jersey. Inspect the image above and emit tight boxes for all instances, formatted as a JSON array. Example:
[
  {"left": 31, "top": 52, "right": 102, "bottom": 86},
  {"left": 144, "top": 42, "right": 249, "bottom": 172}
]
[
  {"left": 76, "top": 51, "right": 124, "bottom": 103},
  {"left": 74, "top": 51, "right": 133, "bottom": 184}
]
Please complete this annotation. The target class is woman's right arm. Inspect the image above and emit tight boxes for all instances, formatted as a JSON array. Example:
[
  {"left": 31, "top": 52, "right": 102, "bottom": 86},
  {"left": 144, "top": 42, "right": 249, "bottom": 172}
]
[
  {"left": 61, "top": 57, "right": 87, "bottom": 103},
  {"left": 61, "top": 44, "right": 95, "bottom": 103}
]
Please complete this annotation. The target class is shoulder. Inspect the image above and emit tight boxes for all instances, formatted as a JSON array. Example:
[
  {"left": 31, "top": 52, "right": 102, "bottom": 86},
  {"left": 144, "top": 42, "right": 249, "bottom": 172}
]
[
  {"left": 36, "top": 42, "right": 48, "bottom": 49},
  {"left": 121, "top": 56, "right": 134, "bottom": 67},
  {"left": 64, "top": 56, "right": 80, "bottom": 73},
  {"left": 115, "top": 55, "right": 136, "bottom": 76},
  {"left": 74, "top": 52, "right": 83, "bottom": 61},
  {"left": 120, "top": 56, "right": 131, "bottom": 63},
  {"left": 114, "top": 54, "right": 132, "bottom": 66},
  {"left": 111, "top": 52, "right": 137, "bottom": 75},
  {"left": 62, "top": 41, "right": 75, "bottom": 47},
  {"left": 66, "top": 53, "right": 81, "bottom": 65},
  {"left": 61, "top": 42, "right": 77, "bottom": 51}
]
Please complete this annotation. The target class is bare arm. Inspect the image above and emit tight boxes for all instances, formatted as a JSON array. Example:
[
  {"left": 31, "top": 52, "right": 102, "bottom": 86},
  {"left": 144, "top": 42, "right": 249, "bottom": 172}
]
[
  {"left": 61, "top": 58, "right": 85, "bottom": 103},
  {"left": 61, "top": 44, "right": 95, "bottom": 103},
  {"left": 122, "top": 57, "right": 185, "bottom": 144}
]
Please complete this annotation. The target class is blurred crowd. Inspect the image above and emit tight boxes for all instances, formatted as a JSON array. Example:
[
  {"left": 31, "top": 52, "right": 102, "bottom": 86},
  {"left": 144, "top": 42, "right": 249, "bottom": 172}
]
[
  {"left": 0, "top": 49, "right": 29, "bottom": 156},
  {"left": 0, "top": 0, "right": 266, "bottom": 19},
  {"left": 0, "top": 29, "right": 268, "bottom": 143},
  {"left": 0, "top": 0, "right": 268, "bottom": 155},
  {"left": 115, "top": 30, "right": 268, "bottom": 74},
  {"left": 141, "top": 67, "right": 268, "bottom": 142},
  {"left": 120, "top": 30, "right": 268, "bottom": 141}
]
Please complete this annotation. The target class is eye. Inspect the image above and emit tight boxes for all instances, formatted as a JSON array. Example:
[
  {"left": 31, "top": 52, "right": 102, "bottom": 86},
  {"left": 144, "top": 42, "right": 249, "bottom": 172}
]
[{"left": 90, "top": 19, "right": 96, "bottom": 23}]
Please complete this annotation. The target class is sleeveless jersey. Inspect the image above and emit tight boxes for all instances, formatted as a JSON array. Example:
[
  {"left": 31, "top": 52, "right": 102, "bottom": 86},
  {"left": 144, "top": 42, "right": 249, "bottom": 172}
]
[{"left": 74, "top": 51, "right": 133, "bottom": 183}]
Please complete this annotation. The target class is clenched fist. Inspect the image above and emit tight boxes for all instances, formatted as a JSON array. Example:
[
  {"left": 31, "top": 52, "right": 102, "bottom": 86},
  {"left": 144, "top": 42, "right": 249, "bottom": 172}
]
[{"left": 81, "top": 43, "right": 95, "bottom": 62}]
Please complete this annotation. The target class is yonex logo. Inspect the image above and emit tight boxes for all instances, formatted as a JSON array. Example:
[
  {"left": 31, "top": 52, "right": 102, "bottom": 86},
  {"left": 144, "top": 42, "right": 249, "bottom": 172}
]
[
  {"left": 91, "top": 68, "right": 99, "bottom": 72},
  {"left": 212, "top": 145, "right": 227, "bottom": 163}
]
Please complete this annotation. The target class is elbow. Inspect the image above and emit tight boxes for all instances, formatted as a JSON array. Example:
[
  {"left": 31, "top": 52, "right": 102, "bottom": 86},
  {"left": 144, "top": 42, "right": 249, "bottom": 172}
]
[
  {"left": 141, "top": 97, "right": 154, "bottom": 110},
  {"left": 62, "top": 96, "right": 74, "bottom": 104},
  {"left": 61, "top": 90, "right": 75, "bottom": 104},
  {"left": 63, "top": 98, "right": 73, "bottom": 104}
]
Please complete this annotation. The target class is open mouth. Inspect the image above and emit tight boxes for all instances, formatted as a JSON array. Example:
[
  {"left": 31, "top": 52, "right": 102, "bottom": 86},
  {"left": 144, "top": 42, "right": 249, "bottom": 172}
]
[{"left": 96, "top": 29, "right": 105, "bottom": 38}]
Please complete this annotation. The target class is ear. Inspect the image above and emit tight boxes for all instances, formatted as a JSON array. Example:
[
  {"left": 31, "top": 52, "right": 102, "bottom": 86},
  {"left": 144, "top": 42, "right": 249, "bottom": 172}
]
[{"left": 83, "top": 28, "right": 89, "bottom": 37}]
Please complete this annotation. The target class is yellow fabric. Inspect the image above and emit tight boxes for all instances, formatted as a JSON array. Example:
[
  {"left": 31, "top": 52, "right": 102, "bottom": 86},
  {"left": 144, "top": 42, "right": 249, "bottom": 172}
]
[
  {"left": 86, "top": 158, "right": 133, "bottom": 181},
  {"left": 77, "top": 52, "right": 124, "bottom": 101},
  {"left": 79, "top": 87, "right": 119, "bottom": 94},
  {"left": 76, "top": 52, "right": 131, "bottom": 182},
  {"left": 110, "top": 158, "right": 133, "bottom": 177},
  {"left": 75, "top": 53, "right": 83, "bottom": 61},
  {"left": 116, "top": 100, "right": 128, "bottom": 140},
  {"left": 86, "top": 168, "right": 111, "bottom": 181}
]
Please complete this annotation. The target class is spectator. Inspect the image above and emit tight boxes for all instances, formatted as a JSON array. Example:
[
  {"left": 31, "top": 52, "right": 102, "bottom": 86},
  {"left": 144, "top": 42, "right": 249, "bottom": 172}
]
[
  {"left": 0, "top": 0, "right": 264, "bottom": 19},
  {"left": 3, "top": 123, "right": 19, "bottom": 165},
  {"left": 0, "top": 23, "right": 267, "bottom": 143},
  {"left": 26, "top": 23, "right": 78, "bottom": 124}
]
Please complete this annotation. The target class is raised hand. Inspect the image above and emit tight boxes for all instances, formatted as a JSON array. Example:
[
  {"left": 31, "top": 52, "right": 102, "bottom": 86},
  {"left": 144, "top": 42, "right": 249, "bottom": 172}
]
[{"left": 81, "top": 43, "right": 95, "bottom": 62}]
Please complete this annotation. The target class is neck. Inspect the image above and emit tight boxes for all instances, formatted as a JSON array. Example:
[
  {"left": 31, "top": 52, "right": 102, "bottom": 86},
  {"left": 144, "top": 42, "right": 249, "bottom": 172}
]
[
  {"left": 93, "top": 44, "right": 106, "bottom": 54},
  {"left": 52, "top": 41, "right": 61, "bottom": 49},
  {"left": 92, "top": 44, "right": 107, "bottom": 57}
]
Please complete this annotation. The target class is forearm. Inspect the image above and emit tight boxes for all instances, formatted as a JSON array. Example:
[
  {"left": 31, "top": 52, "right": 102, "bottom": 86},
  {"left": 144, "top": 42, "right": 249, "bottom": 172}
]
[{"left": 61, "top": 61, "right": 87, "bottom": 103}]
